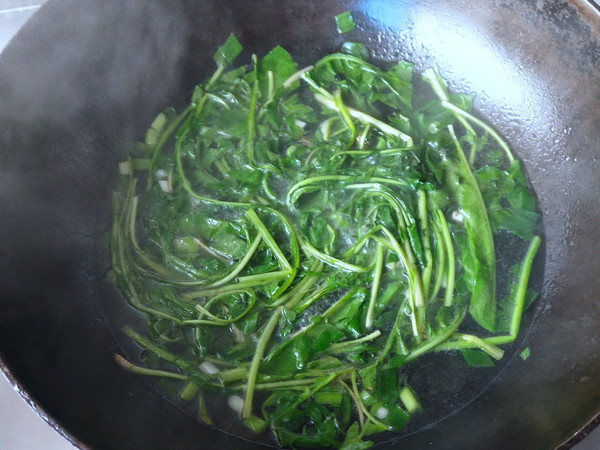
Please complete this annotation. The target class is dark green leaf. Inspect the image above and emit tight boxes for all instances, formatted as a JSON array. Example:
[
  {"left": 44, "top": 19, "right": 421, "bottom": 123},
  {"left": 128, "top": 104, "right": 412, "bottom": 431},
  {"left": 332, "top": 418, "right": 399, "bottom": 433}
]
[
  {"left": 461, "top": 349, "right": 495, "bottom": 367},
  {"left": 258, "top": 46, "right": 298, "bottom": 99},
  {"left": 335, "top": 11, "right": 357, "bottom": 34},
  {"left": 213, "top": 33, "right": 243, "bottom": 68},
  {"left": 341, "top": 42, "right": 370, "bottom": 60},
  {"left": 341, "top": 422, "right": 374, "bottom": 449},
  {"left": 261, "top": 334, "right": 312, "bottom": 375},
  {"left": 384, "top": 404, "right": 411, "bottom": 431}
]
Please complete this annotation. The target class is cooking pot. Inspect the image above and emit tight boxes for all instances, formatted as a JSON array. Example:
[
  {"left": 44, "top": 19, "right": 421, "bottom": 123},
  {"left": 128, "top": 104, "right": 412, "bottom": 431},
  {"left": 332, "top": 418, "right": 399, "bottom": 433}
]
[{"left": 0, "top": 0, "right": 599, "bottom": 448}]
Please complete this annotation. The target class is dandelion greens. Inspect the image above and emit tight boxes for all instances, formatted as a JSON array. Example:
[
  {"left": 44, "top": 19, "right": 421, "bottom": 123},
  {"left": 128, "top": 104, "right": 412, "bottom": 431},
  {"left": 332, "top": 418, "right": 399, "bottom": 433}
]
[{"left": 110, "top": 33, "right": 541, "bottom": 448}]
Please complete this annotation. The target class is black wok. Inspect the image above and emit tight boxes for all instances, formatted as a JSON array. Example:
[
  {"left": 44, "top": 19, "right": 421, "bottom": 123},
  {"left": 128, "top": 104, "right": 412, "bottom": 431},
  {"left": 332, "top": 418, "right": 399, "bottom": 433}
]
[{"left": 0, "top": 0, "right": 599, "bottom": 448}]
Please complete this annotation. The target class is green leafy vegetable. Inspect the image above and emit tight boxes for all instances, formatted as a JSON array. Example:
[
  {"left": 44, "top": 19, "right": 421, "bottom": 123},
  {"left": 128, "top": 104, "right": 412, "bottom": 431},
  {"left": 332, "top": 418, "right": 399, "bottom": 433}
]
[
  {"left": 336, "top": 11, "right": 357, "bottom": 34},
  {"left": 461, "top": 349, "right": 496, "bottom": 368},
  {"left": 111, "top": 31, "right": 542, "bottom": 448},
  {"left": 213, "top": 33, "right": 244, "bottom": 68}
]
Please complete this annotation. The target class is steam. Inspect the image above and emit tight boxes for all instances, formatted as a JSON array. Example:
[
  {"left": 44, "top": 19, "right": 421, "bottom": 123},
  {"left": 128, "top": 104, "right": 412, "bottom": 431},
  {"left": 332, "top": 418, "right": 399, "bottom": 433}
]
[{"left": 0, "top": 0, "right": 192, "bottom": 130}]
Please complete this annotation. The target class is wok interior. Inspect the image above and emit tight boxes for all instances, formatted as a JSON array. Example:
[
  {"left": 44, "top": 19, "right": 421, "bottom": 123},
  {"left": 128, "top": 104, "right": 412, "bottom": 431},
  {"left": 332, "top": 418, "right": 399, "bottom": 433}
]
[{"left": 0, "top": 0, "right": 599, "bottom": 448}]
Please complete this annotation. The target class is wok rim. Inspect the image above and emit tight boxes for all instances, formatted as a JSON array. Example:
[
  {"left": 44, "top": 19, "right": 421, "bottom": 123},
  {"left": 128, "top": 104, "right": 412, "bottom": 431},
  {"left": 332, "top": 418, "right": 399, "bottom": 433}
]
[{"left": 0, "top": 0, "right": 599, "bottom": 448}]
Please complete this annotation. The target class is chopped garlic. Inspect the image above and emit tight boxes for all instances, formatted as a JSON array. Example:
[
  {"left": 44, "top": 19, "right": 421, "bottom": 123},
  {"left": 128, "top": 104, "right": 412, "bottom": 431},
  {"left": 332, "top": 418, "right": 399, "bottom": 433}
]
[
  {"left": 199, "top": 361, "right": 220, "bottom": 375},
  {"left": 451, "top": 210, "right": 465, "bottom": 224},
  {"left": 375, "top": 406, "right": 389, "bottom": 419},
  {"left": 228, "top": 395, "right": 245, "bottom": 414}
]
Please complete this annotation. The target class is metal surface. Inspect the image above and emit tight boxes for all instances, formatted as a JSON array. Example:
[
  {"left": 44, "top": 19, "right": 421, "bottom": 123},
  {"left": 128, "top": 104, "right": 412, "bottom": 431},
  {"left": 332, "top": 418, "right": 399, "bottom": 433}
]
[
  {"left": 0, "top": 4, "right": 72, "bottom": 449},
  {"left": 0, "top": 0, "right": 599, "bottom": 449}
]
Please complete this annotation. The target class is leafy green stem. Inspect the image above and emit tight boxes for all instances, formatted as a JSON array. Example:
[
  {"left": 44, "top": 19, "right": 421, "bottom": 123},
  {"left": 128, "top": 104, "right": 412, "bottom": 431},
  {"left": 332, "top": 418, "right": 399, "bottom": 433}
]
[
  {"left": 418, "top": 190, "right": 433, "bottom": 299},
  {"left": 147, "top": 106, "right": 191, "bottom": 189},
  {"left": 434, "top": 209, "right": 455, "bottom": 307},
  {"left": 328, "top": 331, "right": 382, "bottom": 354},
  {"left": 510, "top": 235, "right": 541, "bottom": 337},
  {"left": 313, "top": 92, "right": 412, "bottom": 145},
  {"left": 242, "top": 307, "right": 283, "bottom": 418},
  {"left": 114, "top": 354, "right": 189, "bottom": 380},
  {"left": 440, "top": 100, "right": 514, "bottom": 163},
  {"left": 404, "top": 307, "right": 467, "bottom": 363},
  {"left": 332, "top": 89, "right": 357, "bottom": 150},
  {"left": 365, "top": 243, "right": 385, "bottom": 329},
  {"left": 301, "top": 238, "right": 373, "bottom": 273},
  {"left": 247, "top": 55, "right": 260, "bottom": 164}
]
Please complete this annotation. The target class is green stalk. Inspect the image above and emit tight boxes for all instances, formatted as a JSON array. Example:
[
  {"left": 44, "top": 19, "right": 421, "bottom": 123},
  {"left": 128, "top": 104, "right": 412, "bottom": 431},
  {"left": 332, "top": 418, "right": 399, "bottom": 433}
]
[
  {"left": 185, "top": 271, "right": 289, "bottom": 298},
  {"left": 313, "top": 52, "right": 413, "bottom": 121},
  {"left": 373, "top": 234, "right": 420, "bottom": 338},
  {"left": 184, "top": 290, "right": 257, "bottom": 326},
  {"left": 219, "top": 367, "right": 249, "bottom": 383},
  {"left": 399, "top": 386, "right": 421, "bottom": 414},
  {"left": 376, "top": 296, "right": 410, "bottom": 363},
  {"left": 345, "top": 186, "right": 407, "bottom": 233},
  {"left": 339, "top": 380, "right": 365, "bottom": 427},
  {"left": 301, "top": 238, "right": 372, "bottom": 273},
  {"left": 404, "top": 308, "right": 467, "bottom": 363},
  {"left": 207, "top": 64, "right": 226, "bottom": 89},
  {"left": 398, "top": 200, "right": 423, "bottom": 267},
  {"left": 348, "top": 371, "right": 388, "bottom": 431},
  {"left": 297, "top": 372, "right": 340, "bottom": 403},
  {"left": 282, "top": 65, "right": 314, "bottom": 88},
  {"left": 287, "top": 175, "right": 409, "bottom": 207},
  {"left": 332, "top": 89, "right": 357, "bottom": 150},
  {"left": 328, "top": 330, "right": 382, "bottom": 353},
  {"left": 234, "top": 271, "right": 291, "bottom": 284},
  {"left": 341, "top": 225, "right": 383, "bottom": 259},
  {"left": 356, "top": 123, "right": 371, "bottom": 149},
  {"left": 198, "top": 392, "right": 213, "bottom": 426},
  {"left": 205, "top": 93, "right": 232, "bottom": 110},
  {"left": 321, "top": 287, "right": 362, "bottom": 319},
  {"left": 435, "top": 210, "right": 455, "bottom": 307},
  {"left": 333, "top": 146, "right": 420, "bottom": 159},
  {"left": 365, "top": 243, "right": 385, "bottom": 329},
  {"left": 314, "top": 391, "right": 345, "bottom": 406},
  {"left": 273, "top": 259, "right": 323, "bottom": 309},
  {"left": 114, "top": 354, "right": 188, "bottom": 381},
  {"left": 313, "top": 92, "right": 413, "bottom": 145},
  {"left": 440, "top": 100, "right": 514, "bottom": 163},
  {"left": 428, "top": 219, "right": 446, "bottom": 302},
  {"left": 246, "top": 55, "right": 260, "bottom": 164},
  {"left": 245, "top": 208, "right": 292, "bottom": 271},
  {"left": 379, "top": 227, "right": 425, "bottom": 309},
  {"left": 272, "top": 259, "right": 322, "bottom": 308},
  {"left": 179, "top": 382, "right": 200, "bottom": 401},
  {"left": 467, "top": 236, "right": 541, "bottom": 346},
  {"left": 418, "top": 191, "right": 433, "bottom": 299},
  {"left": 448, "top": 124, "right": 497, "bottom": 331},
  {"left": 122, "top": 327, "right": 204, "bottom": 376},
  {"left": 175, "top": 127, "right": 199, "bottom": 196},
  {"left": 260, "top": 205, "right": 301, "bottom": 274},
  {"left": 265, "top": 70, "right": 275, "bottom": 104},
  {"left": 262, "top": 170, "right": 278, "bottom": 202},
  {"left": 242, "top": 307, "right": 282, "bottom": 418},
  {"left": 293, "top": 284, "right": 330, "bottom": 313},
  {"left": 455, "top": 333, "right": 504, "bottom": 360},
  {"left": 510, "top": 235, "right": 541, "bottom": 337},
  {"left": 147, "top": 106, "right": 191, "bottom": 189},
  {"left": 232, "top": 378, "right": 318, "bottom": 391}
]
